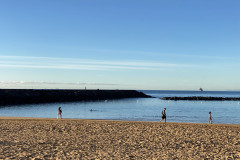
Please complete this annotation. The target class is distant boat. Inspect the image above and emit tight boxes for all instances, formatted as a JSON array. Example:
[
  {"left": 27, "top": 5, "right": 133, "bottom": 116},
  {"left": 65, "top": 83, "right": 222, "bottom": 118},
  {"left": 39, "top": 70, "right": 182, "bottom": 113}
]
[{"left": 199, "top": 88, "right": 203, "bottom": 92}]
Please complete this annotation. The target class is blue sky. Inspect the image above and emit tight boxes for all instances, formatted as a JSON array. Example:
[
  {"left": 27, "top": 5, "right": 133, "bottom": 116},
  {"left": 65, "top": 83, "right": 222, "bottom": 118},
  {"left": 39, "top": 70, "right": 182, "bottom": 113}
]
[{"left": 0, "top": 0, "right": 239, "bottom": 90}]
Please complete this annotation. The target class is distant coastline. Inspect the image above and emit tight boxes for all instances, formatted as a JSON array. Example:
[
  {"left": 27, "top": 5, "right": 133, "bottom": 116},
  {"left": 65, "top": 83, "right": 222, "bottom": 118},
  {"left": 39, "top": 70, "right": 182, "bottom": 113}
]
[{"left": 0, "top": 89, "right": 151, "bottom": 106}]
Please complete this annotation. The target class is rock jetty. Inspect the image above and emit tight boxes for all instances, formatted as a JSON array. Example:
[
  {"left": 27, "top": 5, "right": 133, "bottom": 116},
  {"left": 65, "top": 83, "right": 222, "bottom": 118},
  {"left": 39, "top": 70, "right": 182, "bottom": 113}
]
[
  {"left": 0, "top": 89, "right": 151, "bottom": 106},
  {"left": 161, "top": 96, "right": 240, "bottom": 101}
]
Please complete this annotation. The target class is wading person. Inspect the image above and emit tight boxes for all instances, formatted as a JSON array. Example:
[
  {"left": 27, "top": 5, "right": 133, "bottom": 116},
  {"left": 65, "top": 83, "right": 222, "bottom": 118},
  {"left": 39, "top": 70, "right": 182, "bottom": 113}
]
[
  {"left": 160, "top": 108, "right": 167, "bottom": 122},
  {"left": 209, "top": 112, "right": 212, "bottom": 124},
  {"left": 57, "top": 107, "right": 62, "bottom": 119}
]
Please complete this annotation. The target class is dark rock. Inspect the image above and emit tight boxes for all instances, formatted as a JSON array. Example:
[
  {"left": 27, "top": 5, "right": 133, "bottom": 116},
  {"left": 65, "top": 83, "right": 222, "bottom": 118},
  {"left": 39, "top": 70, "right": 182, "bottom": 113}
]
[
  {"left": 161, "top": 96, "right": 240, "bottom": 101},
  {"left": 0, "top": 89, "right": 152, "bottom": 106}
]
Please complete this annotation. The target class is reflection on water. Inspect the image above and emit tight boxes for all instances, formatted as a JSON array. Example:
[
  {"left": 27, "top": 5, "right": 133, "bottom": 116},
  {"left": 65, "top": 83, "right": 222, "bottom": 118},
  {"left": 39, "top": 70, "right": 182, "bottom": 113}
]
[{"left": 0, "top": 90, "right": 240, "bottom": 124}]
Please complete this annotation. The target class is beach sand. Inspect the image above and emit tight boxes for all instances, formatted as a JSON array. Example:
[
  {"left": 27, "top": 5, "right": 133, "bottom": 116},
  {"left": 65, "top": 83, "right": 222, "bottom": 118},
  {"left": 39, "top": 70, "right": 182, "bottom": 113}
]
[{"left": 0, "top": 117, "right": 239, "bottom": 159}]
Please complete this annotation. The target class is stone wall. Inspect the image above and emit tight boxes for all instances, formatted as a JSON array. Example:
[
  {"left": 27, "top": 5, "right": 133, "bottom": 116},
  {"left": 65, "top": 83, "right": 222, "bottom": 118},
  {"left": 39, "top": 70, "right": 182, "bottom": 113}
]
[{"left": 0, "top": 89, "right": 151, "bottom": 106}]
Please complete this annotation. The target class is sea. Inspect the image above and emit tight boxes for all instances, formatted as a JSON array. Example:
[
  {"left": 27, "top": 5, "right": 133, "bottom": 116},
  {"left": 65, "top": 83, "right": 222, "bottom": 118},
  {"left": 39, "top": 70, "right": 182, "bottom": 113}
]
[{"left": 0, "top": 90, "right": 240, "bottom": 124}]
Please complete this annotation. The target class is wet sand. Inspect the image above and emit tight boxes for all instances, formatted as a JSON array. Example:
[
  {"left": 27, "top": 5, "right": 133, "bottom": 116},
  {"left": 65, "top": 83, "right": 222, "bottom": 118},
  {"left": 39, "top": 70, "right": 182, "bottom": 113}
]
[{"left": 0, "top": 117, "right": 239, "bottom": 159}]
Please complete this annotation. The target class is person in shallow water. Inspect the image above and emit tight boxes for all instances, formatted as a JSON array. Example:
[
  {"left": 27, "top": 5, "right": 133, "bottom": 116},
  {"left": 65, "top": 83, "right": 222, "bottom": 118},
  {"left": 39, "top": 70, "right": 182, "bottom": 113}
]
[
  {"left": 209, "top": 112, "right": 212, "bottom": 124},
  {"left": 57, "top": 107, "right": 62, "bottom": 119},
  {"left": 160, "top": 108, "right": 167, "bottom": 122}
]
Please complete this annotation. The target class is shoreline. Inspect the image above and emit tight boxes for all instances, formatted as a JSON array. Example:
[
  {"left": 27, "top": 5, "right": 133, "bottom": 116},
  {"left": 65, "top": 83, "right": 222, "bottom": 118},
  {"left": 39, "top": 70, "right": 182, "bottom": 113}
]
[
  {"left": 0, "top": 116, "right": 240, "bottom": 126},
  {"left": 0, "top": 117, "right": 240, "bottom": 159}
]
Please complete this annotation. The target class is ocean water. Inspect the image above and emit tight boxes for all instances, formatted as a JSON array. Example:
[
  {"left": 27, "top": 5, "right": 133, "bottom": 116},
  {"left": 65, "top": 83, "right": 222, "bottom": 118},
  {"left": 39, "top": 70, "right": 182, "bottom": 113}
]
[{"left": 0, "top": 90, "right": 240, "bottom": 124}]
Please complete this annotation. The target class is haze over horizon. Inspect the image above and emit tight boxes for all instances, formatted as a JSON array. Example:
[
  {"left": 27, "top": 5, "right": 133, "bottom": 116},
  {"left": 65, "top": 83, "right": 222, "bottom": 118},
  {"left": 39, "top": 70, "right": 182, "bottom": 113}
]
[{"left": 0, "top": 1, "right": 239, "bottom": 91}]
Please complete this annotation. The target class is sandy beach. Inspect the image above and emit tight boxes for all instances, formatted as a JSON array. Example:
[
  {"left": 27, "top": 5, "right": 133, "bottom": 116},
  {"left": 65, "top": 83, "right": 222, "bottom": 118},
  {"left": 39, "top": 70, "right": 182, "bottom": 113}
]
[{"left": 0, "top": 117, "right": 239, "bottom": 159}]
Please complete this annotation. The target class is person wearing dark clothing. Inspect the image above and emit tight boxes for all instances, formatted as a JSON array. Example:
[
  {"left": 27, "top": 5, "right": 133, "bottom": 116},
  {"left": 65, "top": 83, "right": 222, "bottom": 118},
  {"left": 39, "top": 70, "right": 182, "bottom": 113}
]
[
  {"left": 57, "top": 107, "right": 62, "bottom": 119},
  {"left": 160, "top": 108, "right": 166, "bottom": 122}
]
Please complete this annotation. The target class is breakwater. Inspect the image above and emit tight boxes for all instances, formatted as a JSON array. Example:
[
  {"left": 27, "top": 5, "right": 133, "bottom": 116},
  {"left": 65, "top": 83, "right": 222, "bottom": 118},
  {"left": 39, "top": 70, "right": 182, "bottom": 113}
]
[
  {"left": 161, "top": 96, "right": 240, "bottom": 101},
  {"left": 0, "top": 89, "right": 151, "bottom": 106}
]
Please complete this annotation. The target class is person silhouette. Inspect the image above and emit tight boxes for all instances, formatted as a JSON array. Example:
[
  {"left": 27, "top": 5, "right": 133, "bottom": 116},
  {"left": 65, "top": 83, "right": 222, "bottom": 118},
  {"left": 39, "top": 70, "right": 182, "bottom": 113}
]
[
  {"left": 160, "top": 108, "right": 167, "bottom": 122},
  {"left": 57, "top": 107, "right": 62, "bottom": 119},
  {"left": 209, "top": 112, "right": 212, "bottom": 124}
]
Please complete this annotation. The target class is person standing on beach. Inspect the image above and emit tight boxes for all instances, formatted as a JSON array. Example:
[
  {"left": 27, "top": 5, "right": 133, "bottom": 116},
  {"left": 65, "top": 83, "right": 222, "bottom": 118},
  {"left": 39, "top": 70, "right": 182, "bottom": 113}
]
[
  {"left": 57, "top": 107, "right": 62, "bottom": 119},
  {"left": 160, "top": 108, "right": 167, "bottom": 122},
  {"left": 209, "top": 112, "right": 212, "bottom": 124}
]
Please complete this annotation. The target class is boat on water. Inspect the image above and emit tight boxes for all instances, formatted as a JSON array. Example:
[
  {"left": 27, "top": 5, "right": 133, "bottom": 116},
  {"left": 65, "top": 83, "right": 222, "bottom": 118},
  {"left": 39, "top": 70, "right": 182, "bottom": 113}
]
[{"left": 199, "top": 88, "right": 203, "bottom": 91}]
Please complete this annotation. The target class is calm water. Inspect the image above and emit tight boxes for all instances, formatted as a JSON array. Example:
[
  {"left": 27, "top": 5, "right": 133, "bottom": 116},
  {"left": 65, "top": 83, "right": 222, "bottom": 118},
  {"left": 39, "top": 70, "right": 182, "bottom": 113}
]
[{"left": 0, "top": 90, "right": 240, "bottom": 124}]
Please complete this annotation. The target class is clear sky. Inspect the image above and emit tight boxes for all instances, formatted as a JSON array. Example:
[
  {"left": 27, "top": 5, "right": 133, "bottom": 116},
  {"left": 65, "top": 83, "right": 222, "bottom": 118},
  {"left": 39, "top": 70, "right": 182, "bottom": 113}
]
[{"left": 0, "top": 0, "right": 239, "bottom": 90}]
